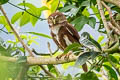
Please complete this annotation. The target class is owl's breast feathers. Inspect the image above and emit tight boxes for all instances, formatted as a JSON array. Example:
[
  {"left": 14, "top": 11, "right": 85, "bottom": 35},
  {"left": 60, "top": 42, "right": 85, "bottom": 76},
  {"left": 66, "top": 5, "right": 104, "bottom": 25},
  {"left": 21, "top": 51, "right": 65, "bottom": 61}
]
[{"left": 51, "top": 23, "right": 80, "bottom": 50}]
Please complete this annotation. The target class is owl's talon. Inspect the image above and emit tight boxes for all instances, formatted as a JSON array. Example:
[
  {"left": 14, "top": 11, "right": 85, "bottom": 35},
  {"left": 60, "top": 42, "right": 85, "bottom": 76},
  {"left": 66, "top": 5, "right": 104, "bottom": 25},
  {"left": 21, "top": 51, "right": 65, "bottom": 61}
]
[{"left": 56, "top": 51, "right": 73, "bottom": 60}]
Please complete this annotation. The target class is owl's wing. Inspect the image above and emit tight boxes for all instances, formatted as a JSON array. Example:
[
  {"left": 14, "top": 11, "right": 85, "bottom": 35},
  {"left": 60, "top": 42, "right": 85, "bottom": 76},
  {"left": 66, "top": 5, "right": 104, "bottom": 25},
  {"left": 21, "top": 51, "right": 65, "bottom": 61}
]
[
  {"left": 66, "top": 23, "right": 80, "bottom": 41},
  {"left": 51, "top": 32, "right": 64, "bottom": 50}
]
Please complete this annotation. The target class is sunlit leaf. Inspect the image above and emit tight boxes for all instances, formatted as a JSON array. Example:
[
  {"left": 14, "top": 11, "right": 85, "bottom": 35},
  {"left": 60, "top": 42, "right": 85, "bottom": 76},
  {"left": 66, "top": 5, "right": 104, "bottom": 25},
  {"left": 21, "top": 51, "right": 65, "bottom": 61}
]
[
  {"left": 20, "top": 12, "right": 30, "bottom": 26},
  {"left": 26, "top": 32, "right": 52, "bottom": 39},
  {"left": 11, "top": 12, "right": 22, "bottom": 24},
  {"left": 91, "top": 6, "right": 101, "bottom": 20},
  {"left": 82, "top": 8, "right": 90, "bottom": 17},
  {"left": 97, "top": 36, "right": 104, "bottom": 43},
  {"left": 18, "top": 2, "right": 37, "bottom": 11},
  {"left": 103, "top": 65, "right": 118, "bottom": 80}
]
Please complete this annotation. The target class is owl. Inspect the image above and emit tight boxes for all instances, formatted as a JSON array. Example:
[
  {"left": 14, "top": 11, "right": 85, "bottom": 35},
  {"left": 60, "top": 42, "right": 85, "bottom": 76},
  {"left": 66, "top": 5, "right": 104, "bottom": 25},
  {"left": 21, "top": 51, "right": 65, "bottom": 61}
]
[{"left": 48, "top": 12, "right": 88, "bottom": 72}]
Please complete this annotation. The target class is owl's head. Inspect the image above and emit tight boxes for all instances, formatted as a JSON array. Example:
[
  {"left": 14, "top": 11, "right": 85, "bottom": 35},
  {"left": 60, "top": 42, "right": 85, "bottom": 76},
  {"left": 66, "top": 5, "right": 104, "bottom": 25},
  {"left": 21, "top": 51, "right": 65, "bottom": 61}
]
[{"left": 48, "top": 12, "right": 67, "bottom": 26}]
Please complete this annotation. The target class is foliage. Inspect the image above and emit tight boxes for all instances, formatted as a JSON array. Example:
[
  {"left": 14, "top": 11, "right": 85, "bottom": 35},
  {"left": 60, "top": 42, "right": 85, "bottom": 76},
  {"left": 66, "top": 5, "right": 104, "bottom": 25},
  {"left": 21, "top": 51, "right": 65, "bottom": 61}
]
[{"left": 0, "top": 0, "right": 120, "bottom": 80}]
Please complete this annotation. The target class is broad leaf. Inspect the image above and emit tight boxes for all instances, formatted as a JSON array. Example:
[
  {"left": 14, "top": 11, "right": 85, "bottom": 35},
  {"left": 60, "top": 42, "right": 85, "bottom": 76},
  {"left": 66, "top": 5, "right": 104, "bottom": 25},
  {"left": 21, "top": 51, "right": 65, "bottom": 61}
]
[
  {"left": 0, "top": 16, "right": 7, "bottom": 25},
  {"left": 51, "top": 0, "right": 59, "bottom": 13},
  {"left": 26, "top": 32, "right": 52, "bottom": 39},
  {"left": 80, "top": 32, "right": 102, "bottom": 51},
  {"left": 80, "top": 71, "right": 99, "bottom": 80},
  {"left": 11, "top": 12, "right": 22, "bottom": 24},
  {"left": 103, "top": 65, "right": 118, "bottom": 80},
  {"left": 20, "top": 12, "right": 30, "bottom": 26},
  {"left": 59, "top": 5, "right": 76, "bottom": 12},
  {"left": 71, "top": 16, "right": 88, "bottom": 31},
  {"left": 80, "top": 1, "right": 90, "bottom": 7},
  {"left": 97, "top": 36, "right": 104, "bottom": 43},
  {"left": 18, "top": 2, "right": 37, "bottom": 11},
  {"left": 64, "top": 43, "right": 81, "bottom": 54},
  {"left": 88, "top": 17, "right": 96, "bottom": 29},
  {"left": 91, "top": 6, "right": 101, "bottom": 20},
  {"left": 0, "top": 0, "right": 9, "bottom": 4},
  {"left": 75, "top": 51, "right": 99, "bottom": 66}
]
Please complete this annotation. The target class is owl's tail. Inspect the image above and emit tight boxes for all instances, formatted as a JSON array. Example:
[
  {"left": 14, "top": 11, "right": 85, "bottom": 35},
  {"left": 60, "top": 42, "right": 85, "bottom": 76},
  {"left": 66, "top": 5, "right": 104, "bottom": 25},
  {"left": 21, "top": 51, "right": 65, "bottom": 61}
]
[{"left": 82, "top": 63, "right": 88, "bottom": 72}]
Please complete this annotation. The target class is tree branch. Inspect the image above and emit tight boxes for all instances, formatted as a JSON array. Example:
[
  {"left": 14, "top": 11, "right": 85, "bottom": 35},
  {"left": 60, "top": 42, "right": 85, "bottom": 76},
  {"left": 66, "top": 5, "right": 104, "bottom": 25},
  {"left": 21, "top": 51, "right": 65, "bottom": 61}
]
[
  {"left": 97, "top": 0, "right": 110, "bottom": 35},
  {"left": 0, "top": 5, "right": 34, "bottom": 57},
  {"left": 0, "top": 55, "right": 77, "bottom": 65},
  {"left": 103, "top": 0, "right": 120, "bottom": 8},
  {"left": 101, "top": 1, "right": 120, "bottom": 31}
]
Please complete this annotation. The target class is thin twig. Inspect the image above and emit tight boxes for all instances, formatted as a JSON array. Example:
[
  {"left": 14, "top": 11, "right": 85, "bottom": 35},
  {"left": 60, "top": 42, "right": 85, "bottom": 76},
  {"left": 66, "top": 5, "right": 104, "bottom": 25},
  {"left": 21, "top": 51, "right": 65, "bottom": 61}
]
[
  {"left": 55, "top": 0, "right": 60, "bottom": 12},
  {"left": 97, "top": 0, "right": 110, "bottom": 34},
  {"left": 32, "top": 48, "right": 59, "bottom": 56},
  {"left": 39, "top": 65, "right": 56, "bottom": 79},
  {"left": 108, "top": 22, "right": 120, "bottom": 35},
  {"left": 47, "top": 42, "right": 61, "bottom": 76},
  {"left": 101, "top": 1, "right": 120, "bottom": 31},
  {"left": 8, "top": 2, "right": 46, "bottom": 21}
]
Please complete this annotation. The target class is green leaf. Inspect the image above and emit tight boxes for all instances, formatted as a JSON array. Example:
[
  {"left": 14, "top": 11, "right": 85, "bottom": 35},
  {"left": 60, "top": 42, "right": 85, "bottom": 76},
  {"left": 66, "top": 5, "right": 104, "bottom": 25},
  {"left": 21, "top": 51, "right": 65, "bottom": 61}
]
[
  {"left": 80, "top": 32, "right": 102, "bottom": 51},
  {"left": 80, "top": 1, "right": 90, "bottom": 7},
  {"left": 82, "top": 8, "right": 90, "bottom": 17},
  {"left": 16, "top": 56, "right": 27, "bottom": 64},
  {"left": 80, "top": 71, "right": 99, "bottom": 80},
  {"left": 71, "top": 16, "right": 88, "bottom": 31},
  {"left": 0, "top": 0, "right": 9, "bottom": 4},
  {"left": 0, "top": 16, "right": 7, "bottom": 25},
  {"left": 64, "top": 74, "right": 72, "bottom": 80},
  {"left": 26, "top": 32, "right": 52, "bottom": 39},
  {"left": 75, "top": 51, "right": 99, "bottom": 66},
  {"left": 70, "top": 7, "right": 80, "bottom": 16},
  {"left": 64, "top": 43, "right": 81, "bottom": 54},
  {"left": 20, "top": 12, "right": 30, "bottom": 26},
  {"left": 38, "top": 6, "right": 49, "bottom": 11},
  {"left": 91, "top": 6, "right": 101, "bottom": 20},
  {"left": 103, "top": 65, "right": 118, "bottom": 80},
  {"left": 51, "top": 0, "right": 59, "bottom": 13},
  {"left": 18, "top": 2, "right": 37, "bottom": 10},
  {"left": 11, "top": 12, "right": 22, "bottom": 24},
  {"left": 88, "top": 17, "right": 96, "bottom": 29},
  {"left": 59, "top": 5, "right": 76, "bottom": 12},
  {"left": 97, "top": 36, "right": 104, "bottom": 43}
]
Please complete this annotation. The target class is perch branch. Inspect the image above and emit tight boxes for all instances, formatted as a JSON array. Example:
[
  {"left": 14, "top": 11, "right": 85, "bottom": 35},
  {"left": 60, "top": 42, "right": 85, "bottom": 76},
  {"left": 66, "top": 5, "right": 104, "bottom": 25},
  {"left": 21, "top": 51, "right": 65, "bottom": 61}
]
[{"left": 0, "top": 55, "right": 77, "bottom": 65}]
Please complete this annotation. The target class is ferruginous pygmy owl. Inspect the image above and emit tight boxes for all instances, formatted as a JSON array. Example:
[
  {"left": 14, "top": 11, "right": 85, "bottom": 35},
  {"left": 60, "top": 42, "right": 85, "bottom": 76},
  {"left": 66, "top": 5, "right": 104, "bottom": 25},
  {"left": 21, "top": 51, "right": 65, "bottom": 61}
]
[{"left": 48, "top": 12, "right": 88, "bottom": 72}]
